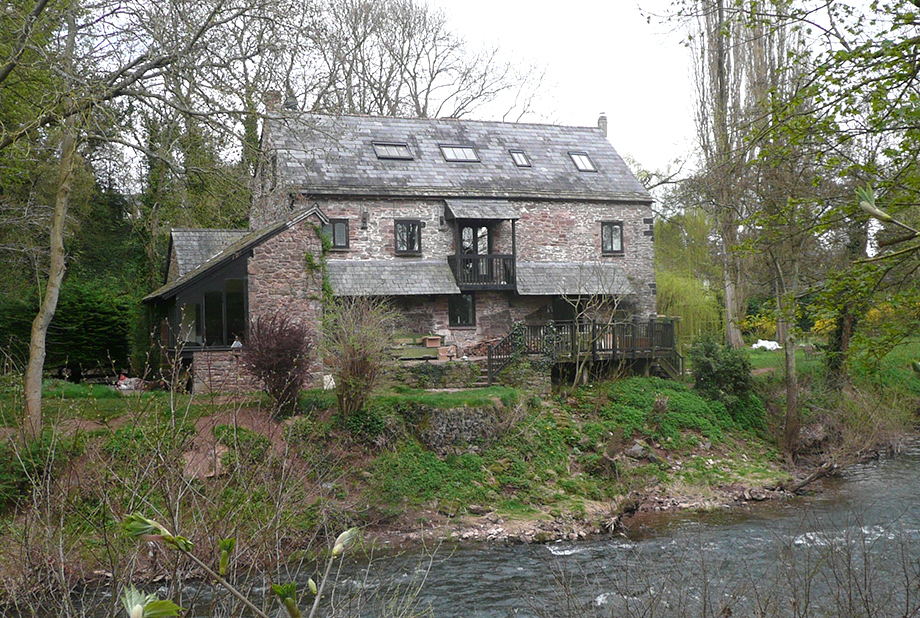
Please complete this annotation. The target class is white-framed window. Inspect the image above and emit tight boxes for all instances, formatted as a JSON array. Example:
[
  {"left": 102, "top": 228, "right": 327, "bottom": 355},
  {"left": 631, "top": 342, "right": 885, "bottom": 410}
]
[
  {"left": 570, "top": 152, "right": 597, "bottom": 172},
  {"left": 440, "top": 144, "right": 480, "bottom": 162}
]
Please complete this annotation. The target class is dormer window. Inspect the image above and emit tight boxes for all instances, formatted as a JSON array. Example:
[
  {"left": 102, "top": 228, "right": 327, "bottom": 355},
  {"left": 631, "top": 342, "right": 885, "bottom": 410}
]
[
  {"left": 569, "top": 152, "right": 597, "bottom": 172},
  {"left": 373, "top": 142, "right": 414, "bottom": 160},
  {"left": 509, "top": 150, "right": 530, "bottom": 167},
  {"left": 440, "top": 145, "right": 480, "bottom": 162}
]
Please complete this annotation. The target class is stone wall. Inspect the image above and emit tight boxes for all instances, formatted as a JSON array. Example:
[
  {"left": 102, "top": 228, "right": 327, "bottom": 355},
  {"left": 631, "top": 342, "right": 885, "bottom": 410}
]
[
  {"left": 250, "top": 194, "right": 656, "bottom": 352},
  {"left": 192, "top": 349, "right": 259, "bottom": 393},
  {"left": 248, "top": 216, "right": 324, "bottom": 325},
  {"left": 391, "top": 293, "right": 551, "bottom": 355},
  {"left": 247, "top": 215, "right": 325, "bottom": 384}
]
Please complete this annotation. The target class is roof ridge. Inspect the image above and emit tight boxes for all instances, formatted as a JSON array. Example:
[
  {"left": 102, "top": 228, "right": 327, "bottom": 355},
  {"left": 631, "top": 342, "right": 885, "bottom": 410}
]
[{"left": 271, "top": 111, "right": 603, "bottom": 133}]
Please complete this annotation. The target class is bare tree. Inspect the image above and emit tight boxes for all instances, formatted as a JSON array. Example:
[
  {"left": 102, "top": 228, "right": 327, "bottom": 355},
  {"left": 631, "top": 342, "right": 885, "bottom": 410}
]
[
  {"left": 305, "top": 0, "right": 544, "bottom": 119},
  {"left": 1, "top": 0, "right": 279, "bottom": 439}
]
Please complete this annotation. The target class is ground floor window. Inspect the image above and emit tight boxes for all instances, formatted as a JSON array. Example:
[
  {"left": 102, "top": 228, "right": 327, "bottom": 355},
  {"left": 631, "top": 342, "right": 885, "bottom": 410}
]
[
  {"left": 449, "top": 293, "right": 476, "bottom": 326},
  {"left": 177, "top": 278, "right": 247, "bottom": 346}
]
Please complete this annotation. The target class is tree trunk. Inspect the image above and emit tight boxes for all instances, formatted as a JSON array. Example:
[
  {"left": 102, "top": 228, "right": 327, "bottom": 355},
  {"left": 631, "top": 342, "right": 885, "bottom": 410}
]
[
  {"left": 22, "top": 11, "right": 78, "bottom": 442},
  {"left": 782, "top": 315, "right": 799, "bottom": 456},
  {"left": 22, "top": 128, "right": 76, "bottom": 441}
]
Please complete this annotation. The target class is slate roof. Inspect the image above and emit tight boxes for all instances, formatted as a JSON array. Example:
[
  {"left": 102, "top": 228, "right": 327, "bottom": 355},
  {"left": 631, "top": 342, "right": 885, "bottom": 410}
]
[
  {"left": 326, "top": 260, "right": 461, "bottom": 296},
  {"left": 144, "top": 206, "right": 328, "bottom": 302},
  {"left": 170, "top": 229, "right": 250, "bottom": 278},
  {"left": 444, "top": 199, "right": 520, "bottom": 220},
  {"left": 265, "top": 114, "right": 651, "bottom": 202},
  {"left": 516, "top": 262, "right": 634, "bottom": 296}
]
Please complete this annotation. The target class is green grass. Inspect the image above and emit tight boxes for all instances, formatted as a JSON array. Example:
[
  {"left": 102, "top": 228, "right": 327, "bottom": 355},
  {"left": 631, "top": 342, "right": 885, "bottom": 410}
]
[{"left": 376, "top": 386, "right": 519, "bottom": 409}]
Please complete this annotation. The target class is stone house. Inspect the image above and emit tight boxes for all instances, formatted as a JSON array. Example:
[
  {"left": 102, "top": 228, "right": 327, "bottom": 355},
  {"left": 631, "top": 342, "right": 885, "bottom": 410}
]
[{"left": 144, "top": 111, "right": 661, "bottom": 391}]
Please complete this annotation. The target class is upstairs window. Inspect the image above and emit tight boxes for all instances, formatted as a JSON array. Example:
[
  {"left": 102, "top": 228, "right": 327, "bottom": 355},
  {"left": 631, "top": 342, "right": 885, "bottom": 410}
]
[
  {"left": 440, "top": 145, "right": 480, "bottom": 162},
  {"left": 570, "top": 152, "right": 597, "bottom": 172},
  {"left": 321, "top": 219, "right": 349, "bottom": 249},
  {"left": 373, "top": 142, "right": 414, "bottom": 160},
  {"left": 395, "top": 219, "right": 423, "bottom": 255},
  {"left": 509, "top": 149, "right": 530, "bottom": 167},
  {"left": 601, "top": 221, "right": 624, "bottom": 255}
]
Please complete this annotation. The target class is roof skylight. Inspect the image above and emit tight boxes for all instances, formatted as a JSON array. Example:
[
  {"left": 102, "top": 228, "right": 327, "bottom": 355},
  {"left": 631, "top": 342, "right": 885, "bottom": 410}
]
[
  {"left": 440, "top": 145, "right": 480, "bottom": 162},
  {"left": 373, "top": 142, "right": 414, "bottom": 160},
  {"left": 569, "top": 152, "right": 597, "bottom": 172},
  {"left": 509, "top": 150, "right": 530, "bottom": 167}
]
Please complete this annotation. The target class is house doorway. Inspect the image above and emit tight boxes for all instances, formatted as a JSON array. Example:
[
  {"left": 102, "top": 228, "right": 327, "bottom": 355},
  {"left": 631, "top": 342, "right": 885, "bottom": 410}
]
[{"left": 460, "top": 223, "right": 492, "bottom": 277}]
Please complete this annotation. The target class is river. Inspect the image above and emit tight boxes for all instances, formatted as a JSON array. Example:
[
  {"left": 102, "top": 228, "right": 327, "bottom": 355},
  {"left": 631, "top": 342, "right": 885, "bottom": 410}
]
[
  {"left": 136, "top": 442, "right": 920, "bottom": 618},
  {"left": 326, "top": 442, "right": 920, "bottom": 617}
]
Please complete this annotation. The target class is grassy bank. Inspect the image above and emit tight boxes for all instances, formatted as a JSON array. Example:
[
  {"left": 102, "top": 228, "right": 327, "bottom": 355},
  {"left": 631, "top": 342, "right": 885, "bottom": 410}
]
[{"left": 1, "top": 343, "right": 918, "bottom": 611}]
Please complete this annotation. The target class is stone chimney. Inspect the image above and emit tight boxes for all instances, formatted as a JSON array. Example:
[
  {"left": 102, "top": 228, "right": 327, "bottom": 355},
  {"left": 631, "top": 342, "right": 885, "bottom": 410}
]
[
  {"left": 598, "top": 112, "right": 608, "bottom": 137},
  {"left": 264, "top": 90, "right": 282, "bottom": 111},
  {"left": 284, "top": 87, "right": 298, "bottom": 111}
]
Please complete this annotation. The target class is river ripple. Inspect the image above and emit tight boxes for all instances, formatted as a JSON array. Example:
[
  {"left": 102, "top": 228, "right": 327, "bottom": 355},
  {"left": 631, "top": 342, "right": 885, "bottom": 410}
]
[{"left": 326, "top": 442, "right": 920, "bottom": 617}]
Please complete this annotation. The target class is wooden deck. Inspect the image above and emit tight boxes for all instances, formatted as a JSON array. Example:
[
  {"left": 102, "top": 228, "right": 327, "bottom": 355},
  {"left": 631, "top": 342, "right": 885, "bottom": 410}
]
[{"left": 487, "top": 319, "right": 683, "bottom": 384}]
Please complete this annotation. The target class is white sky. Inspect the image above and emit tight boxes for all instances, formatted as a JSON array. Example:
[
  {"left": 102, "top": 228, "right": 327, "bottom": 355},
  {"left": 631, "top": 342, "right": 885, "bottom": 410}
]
[{"left": 430, "top": 0, "right": 697, "bottom": 173}]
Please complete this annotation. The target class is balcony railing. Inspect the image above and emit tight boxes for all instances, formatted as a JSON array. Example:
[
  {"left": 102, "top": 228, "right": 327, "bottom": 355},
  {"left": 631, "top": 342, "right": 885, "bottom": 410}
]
[
  {"left": 487, "top": 319, "right": 683, "bottom": 384},
  {"left": 448, "top": 254, "right": 515, "bottom": 290}
]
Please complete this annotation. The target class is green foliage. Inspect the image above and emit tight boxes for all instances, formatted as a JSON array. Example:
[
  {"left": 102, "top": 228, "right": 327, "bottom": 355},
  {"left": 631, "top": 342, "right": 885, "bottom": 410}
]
[
  {"left": 323, "top": 297, "right": 398, "bottom": 423},
  {"left": 375, "top": 386, "right": 517, "bottom": 410},
  {"left": 597, "top": 376, "right": 738, "bottom": 445},
  {"left": 0, "top": 432, "right": 82, "bottom": 511},
  {"left": 371, "top": 442, "right": 488, "bottom": 505},
  {"left": 43, "top": 379, "right": 121, "bottom": 400},
  {"left": 344, "top": 403, "right": 386, "bottom": 438},
  {"left": 213, "top": 425, "right": 272, "bottom": 467},
  {"left": 299, "top": 389, "right": 337, "bottom": 413},
  {"left": 655, "top": 215, "right": 723, "bottom": 350},
  {"left": 689, "top": 335, "right": 758, "bottom": 423}
]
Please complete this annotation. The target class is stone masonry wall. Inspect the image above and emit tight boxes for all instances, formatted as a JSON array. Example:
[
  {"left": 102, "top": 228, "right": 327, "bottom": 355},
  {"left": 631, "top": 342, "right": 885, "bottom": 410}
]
[
  {"left": 392, "top": 293, "right": 551, "bottom": 355},
  {"left": 248, "top": 217, "right": 324, "bottom": 324},
  {"left": 252, "top": 196, "right": 655, "bottom": 347},
  {"left": 247, "top": 216, "right": 325, "bottom": 384},
  {"left": 192, "top": 349, "right": 259, "bottom": 394},
  {"left": 284, "top": 196, "right": 655, "bottom": 315}
]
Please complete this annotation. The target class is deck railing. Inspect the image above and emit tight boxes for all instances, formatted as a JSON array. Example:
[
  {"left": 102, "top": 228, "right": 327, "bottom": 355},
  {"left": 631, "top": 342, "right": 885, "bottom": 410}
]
[
  {"left": 448, "top": 254, "right": 515, "bottom": 290},
  {"left": 487, "top": 319, "right": 682, "bottom": 384}
]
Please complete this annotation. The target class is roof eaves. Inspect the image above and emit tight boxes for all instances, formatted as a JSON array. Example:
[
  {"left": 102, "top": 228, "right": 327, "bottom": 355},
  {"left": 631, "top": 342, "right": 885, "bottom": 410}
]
[{"left": 293, "top": 186, "right": 653, "bottom": 204}]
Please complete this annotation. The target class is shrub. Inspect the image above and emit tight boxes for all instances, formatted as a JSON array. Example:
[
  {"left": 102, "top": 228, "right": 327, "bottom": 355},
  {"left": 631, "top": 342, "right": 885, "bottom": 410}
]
[
  {"left": 689, "top": 335, "right": 756, "bottom": 421},
  {"left": 323, "top": 297, "right": 397, "bottom": 425},
  {"left": 243, "top": 312, "right": 315, "bottom": 415}
]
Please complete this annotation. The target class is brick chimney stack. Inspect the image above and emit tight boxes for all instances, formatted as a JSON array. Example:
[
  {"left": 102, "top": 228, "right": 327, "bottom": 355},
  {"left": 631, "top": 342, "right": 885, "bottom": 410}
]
[
  {"left": 264, "top": 90, "right": 282, "bottom": 111},
  {"left": 598, "top": 113, "right": 608, "bottom": 137}
]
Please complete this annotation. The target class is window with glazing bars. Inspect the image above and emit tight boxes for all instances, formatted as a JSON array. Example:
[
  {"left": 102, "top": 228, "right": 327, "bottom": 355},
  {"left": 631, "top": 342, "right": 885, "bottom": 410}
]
[
  {"left": 509, "top": 149, "right": 530, "bottom": 167},
  {"left": 372, "top": 142, "right": 414, "bottom": 160},
  {"left": 440, "top": 145, "right": 480, "bottom": 162},
  {"left": 601, "top": 221, "right": 623, "bottom": 254},
  {"left": 322, "top": 219, "right": 349, "bottom": 249},
  {"left": 395, "top": 219, "right": 422, "bottom": 254},
  {"left": 569, "top": 152, "right": 597, "bottom": 172}
]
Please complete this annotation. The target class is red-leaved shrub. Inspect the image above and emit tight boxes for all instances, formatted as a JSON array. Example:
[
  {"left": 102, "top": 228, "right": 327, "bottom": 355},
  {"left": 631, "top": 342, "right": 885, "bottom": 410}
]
[{"left": 243, "top": 313, "right": 315, "bottom": 414}]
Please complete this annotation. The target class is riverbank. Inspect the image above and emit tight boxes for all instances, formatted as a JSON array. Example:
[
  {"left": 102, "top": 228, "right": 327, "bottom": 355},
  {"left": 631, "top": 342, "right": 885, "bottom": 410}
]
[{"left": 1, "top": 360, "right": 914, "bottom": 610}]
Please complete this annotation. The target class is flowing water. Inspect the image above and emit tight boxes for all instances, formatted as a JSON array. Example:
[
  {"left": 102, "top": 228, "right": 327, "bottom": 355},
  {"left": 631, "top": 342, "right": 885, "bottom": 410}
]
[
  {"left": 328, "top": 442, "right": 920, "bottom": 617},
  {"left": 112, "top": 442, "right": 920, "bottom": 617}
]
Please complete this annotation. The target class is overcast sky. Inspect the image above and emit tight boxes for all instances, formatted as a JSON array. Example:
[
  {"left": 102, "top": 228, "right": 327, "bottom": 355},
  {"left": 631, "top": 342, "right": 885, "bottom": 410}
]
[{"left": 430, "top": 0, "right": 697, "bottom": 173}]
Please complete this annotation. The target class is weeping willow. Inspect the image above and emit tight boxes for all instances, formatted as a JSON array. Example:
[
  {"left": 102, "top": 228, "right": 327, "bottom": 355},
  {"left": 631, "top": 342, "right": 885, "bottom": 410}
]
[{"left": 656, "top": 270, "right": 722, "bottom": 351}]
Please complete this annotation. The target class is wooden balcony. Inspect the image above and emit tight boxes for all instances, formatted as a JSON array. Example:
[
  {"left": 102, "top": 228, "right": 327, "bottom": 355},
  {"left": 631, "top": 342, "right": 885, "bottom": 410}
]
[
  {"left": 487, "top": 319, "right": 683, "bottom": 383},
  {"left": 448, "top": 254, "right": 516, "bottom": 291}
]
